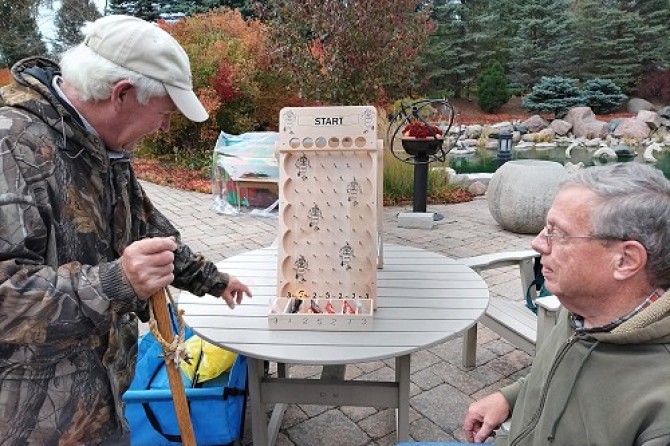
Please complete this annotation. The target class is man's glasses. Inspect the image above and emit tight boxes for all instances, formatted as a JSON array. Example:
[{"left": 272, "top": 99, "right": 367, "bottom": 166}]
[{"left": 540, "top": 227, "right": 614, "bottom": 249}]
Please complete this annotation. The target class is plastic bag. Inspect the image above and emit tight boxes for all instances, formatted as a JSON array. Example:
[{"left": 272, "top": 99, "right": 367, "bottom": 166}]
[{"left": 180, "top": 335, "right": 237, "bottom": 384}]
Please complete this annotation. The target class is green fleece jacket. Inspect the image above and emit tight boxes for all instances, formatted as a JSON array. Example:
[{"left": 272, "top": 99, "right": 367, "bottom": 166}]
[
  {"left": 496, "top": 290, "right": 670, "bottom": 446},
  {"left": 0, "top": 57, "right": 230, "bottom": 445}
]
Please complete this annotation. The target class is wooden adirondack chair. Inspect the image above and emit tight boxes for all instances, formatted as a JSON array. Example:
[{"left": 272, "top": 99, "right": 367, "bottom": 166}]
[{"left": 461, "top": 250, "right": 561, "bottom": 367}]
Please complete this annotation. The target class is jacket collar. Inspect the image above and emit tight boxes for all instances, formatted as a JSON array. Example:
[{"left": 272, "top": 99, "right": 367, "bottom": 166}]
[{"left": 3, "top": 57, "right": 108, "bottom": 170}]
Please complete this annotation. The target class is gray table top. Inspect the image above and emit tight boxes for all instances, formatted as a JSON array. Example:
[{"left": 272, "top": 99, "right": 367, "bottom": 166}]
[{"left": 178, "top": 244, "right": 489, "bottom": 365}]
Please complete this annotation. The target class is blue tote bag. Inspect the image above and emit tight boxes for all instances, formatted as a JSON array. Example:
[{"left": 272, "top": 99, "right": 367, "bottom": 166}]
[{"left": 123, "top": 307, "right": 247, "bottom": 446}]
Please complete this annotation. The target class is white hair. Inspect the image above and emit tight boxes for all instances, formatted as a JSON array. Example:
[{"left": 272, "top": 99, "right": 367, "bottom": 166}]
[
  {"left": 59, "top": 22, "right": 167, "bottom": 105},
  {"left": 562, "top": 163, "right": 670, "bottom": 288}
]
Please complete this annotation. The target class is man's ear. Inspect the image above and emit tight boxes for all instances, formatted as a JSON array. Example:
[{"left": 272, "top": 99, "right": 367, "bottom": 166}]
[
  {"left": 110, "top": 81, "right": 135, "bottom": 109},
  {"left": 612, "top": 240, "right": 647, "bottom": 281}
]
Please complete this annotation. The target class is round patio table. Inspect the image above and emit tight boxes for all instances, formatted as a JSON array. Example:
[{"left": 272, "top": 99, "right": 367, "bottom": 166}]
[{"left": 178, "top": 243, "right": 489, "bottom": 445}]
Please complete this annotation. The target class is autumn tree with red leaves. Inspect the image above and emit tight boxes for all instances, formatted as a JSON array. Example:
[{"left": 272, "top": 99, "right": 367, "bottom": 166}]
[
  {"left": 258, "top": 0, "right": 434, "bottom": 106},
  {"left": 143, "top": 8, "right": 300, "bottom": 164}
]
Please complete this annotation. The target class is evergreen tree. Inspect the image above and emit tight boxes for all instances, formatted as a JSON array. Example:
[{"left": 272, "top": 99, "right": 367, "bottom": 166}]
[
  {"left": 508, "top": 0, "right": 573, "bottom": 89},
  {"left": 419, "top": 0, "right": 484, "bottom": 98},
  {"left": 0, "top": 0, "right": 48, "bottom": 67},
  {"left": 477, "top": 60, "right": 509, "bottom": 113},
  {"left": 107, "top": 0, "right": 160, "bottom": 20},
  {"left": 580, "top": 78, "right": 627, "bottom": 114},
  {"left": 419, "top": 0, "right": 522, "bottom": 99},
  {"left": 53, "top": 0, "right": 102, "bottom": 55},
  {"left": 569, "top": 0, "right": 645, "bottom": 92},
  {"left": 522, "top": 76, "right": 584, "bottom": 117},
  {"left": 617, "top": 0, "right": 670, "bottom": 70},
  {"left": 106, "top": 0, "right": 249, "bottom": 19}
]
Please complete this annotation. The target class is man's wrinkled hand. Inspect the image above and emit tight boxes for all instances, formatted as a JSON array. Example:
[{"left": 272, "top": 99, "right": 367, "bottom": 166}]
[
  {"left": 220, "top": 276, "right": 252, "bottom": 309},
  {"left": 463, "top": 391, "right": 510, "bottom": 443},
  {"left": 121, "top": 237, "right": 177, "bottom": 300}
]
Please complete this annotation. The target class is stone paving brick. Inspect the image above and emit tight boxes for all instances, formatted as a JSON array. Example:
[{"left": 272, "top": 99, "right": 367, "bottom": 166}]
[
  {"left": 281, "top": 404, "right": 310, "bottom": 428},
  {"left": 297, "top": 404, "right": 330, "bottom": 418},
  {"left": 410, "top": 349, "right": 443, "bottom": 373},
  {"left": 340, "top": 406, "right": 378, "bottom": 423},
  {"left": 377, "top": 431, "right": 403, "bottom": 446},
  {"left": 344, "top": 364, "right": 365, "bottom": 380},
  {"left": 354, "top": 360, "right": 388, "bottom": 374},
  {"left": 485, "top": 339, "right": 517, "bottom": 356},
  {"left": 357, "top": 408, "right": 396, "bottom": 440},
  {"left": 411, "top": 367, "right": 445, "bottom": 391},
  {"left": 409, "top": 417, "right": 455, "bottom": 443},
  {"left": 285, "top": 365, "right": 322, "bottom": 379},
  {"left": 487, "top": 350, "right": 533, "bottom": 377},
  {"left": 409, "top": 380, "right": 422, "bottom": 398},
  {"left": 141, "top": 180, "right": 541, "bottom": 446},
  {"left": 287, "top": 409, "right": 370, "bottom": 446},
  {"left": 355, "top": 366, "right": 396, "bottom": 383},
  {"left": 410, "top": 383, "right": 473, "bottom": 433},
  {"left": 275, "top": 432, "right": 296, "bottom": 446},
  {"left": 424, "top": 361, "right": 487, "bottom": 395}
]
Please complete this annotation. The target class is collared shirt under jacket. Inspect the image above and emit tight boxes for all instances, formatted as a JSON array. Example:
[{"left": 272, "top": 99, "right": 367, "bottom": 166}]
[{"left": 496, "top": 290, "right": 670, "bottom": 446}]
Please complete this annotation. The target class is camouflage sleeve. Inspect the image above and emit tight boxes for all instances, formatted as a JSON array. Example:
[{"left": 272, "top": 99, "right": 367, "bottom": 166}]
[
  {"left": 0, "top": 132, "right": 141, "bottom": 345},
  {"left": 139, "top": 186, "right": 230, "bottom": 297}
]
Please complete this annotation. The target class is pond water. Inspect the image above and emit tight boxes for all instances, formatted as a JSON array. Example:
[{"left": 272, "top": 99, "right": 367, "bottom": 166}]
[{"left": 449, "top": 144, "right": 670, "bottom": 179}]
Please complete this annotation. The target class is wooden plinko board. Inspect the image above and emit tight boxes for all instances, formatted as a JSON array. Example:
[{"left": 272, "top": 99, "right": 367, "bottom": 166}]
[{"left": 271, "top": 106, "right": 381, "bottom": 330}]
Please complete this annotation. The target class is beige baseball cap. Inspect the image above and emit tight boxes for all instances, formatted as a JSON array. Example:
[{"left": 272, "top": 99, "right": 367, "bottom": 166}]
[{"left": 83, "top": 15, "right": 208, "bottom": 122}]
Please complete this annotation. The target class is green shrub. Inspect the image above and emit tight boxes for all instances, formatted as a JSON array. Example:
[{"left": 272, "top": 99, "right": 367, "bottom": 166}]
[
  {"left": 581, "top": 78, "right": 627, "bottom": 114},
  {"left": 477, "top": 61, "right": 510, "bottom": 113},
  {"left": 522, "top": 76, "right": 584, "bottom": 117}
]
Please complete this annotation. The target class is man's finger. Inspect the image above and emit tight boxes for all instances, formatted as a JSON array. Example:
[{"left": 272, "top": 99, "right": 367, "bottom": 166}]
[{"left": 138, "top": 237, "right": 178, "bottom": 254}]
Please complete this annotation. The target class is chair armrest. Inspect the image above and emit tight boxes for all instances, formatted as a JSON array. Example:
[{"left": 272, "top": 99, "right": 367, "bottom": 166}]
[
  {"left": 462, "top": 250, "right": 540, "bottom": 304},
  {"left": 461, "top": 250, "right": 539, "bottom": 271},
  {"left": 536, "top": 295, "right": 561, "bottom": 348},
  {"left": 536, "top": 295, "right": 560, "bottom": 312}
]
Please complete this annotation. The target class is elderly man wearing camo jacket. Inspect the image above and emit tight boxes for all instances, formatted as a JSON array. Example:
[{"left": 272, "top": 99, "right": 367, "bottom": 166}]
[{"left": 0, "top": 16, "right": 251, "bottom": 445}]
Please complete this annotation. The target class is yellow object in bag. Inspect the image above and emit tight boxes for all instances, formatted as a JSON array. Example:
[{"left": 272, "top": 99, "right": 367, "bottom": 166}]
[{"left": 180, "top": 335, "right": 237, "bottom": 384}]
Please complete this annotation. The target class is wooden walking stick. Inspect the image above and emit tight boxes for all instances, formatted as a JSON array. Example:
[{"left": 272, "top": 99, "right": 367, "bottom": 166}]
[{"left": 148, "top": 288, "right": 198, "bottom": 446}]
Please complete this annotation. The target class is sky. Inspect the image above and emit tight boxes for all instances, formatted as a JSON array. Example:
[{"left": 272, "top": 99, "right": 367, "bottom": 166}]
[{"left": 37, "top": 0, "right": 106, "bottom": 49}]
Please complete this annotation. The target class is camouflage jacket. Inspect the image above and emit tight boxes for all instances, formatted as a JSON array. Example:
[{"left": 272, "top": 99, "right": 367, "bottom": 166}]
[{"left": 0, "top": 57, "right": 229, "bottom": 445}]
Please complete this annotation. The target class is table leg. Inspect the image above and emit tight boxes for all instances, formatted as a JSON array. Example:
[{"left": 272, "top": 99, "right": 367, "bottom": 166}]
[
  {"left": 268, "top": 363, "right": 289, "bottom": 445},
  {"left": 395, "top": 355, "right": 411, "bottom": 442},
  {"left": 248, "top": 358, "right": 269, "bottom": 445},
  {"left": 321, "top": 364, "right": 346, "bottom": 380}
]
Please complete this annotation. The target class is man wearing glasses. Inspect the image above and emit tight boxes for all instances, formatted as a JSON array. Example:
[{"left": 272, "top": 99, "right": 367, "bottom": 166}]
[{"left": 463, "top": 162, "right": 670, "bottom": 445}]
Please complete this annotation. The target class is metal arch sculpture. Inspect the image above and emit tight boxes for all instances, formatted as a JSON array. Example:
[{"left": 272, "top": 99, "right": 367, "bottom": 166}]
[
  {"left": 387, "top": 98, "right": 457, "bottom": 165},
  {"left": 387, "top": 98, "right": 458, "bottom": 214}
]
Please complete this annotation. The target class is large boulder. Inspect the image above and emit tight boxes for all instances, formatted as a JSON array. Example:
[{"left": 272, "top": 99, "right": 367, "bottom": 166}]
[
  {"left": 464, "top": 124, "right": 483, "bottom": 139},
  {"left": 626, "top": 97, "right": 656, "bottom": 114},
  {"left": 521, "top": 115, "right": 549, "bottom": 133},
  {"left": 550, "top": 119, "right": 572, "bottom": 136},
  {"left": 636, "top": 110, "right": 661, "bottom": 130},
  {"left": 613, "top": 118, "right": 651, "bottom": 139},
  {"left": 487, "top": 160, "right": 568, "bottom": 234},
  {"left": 564, "top": 107, "right": 609, "bottom": 139}
]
